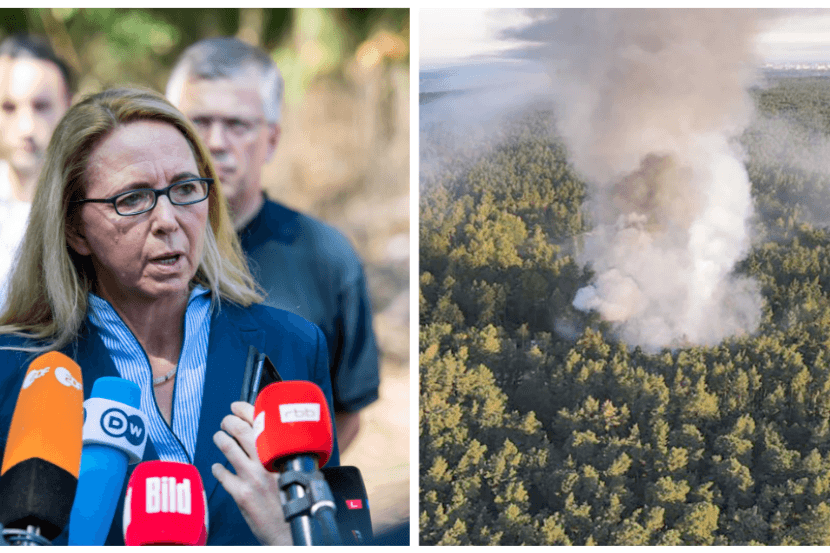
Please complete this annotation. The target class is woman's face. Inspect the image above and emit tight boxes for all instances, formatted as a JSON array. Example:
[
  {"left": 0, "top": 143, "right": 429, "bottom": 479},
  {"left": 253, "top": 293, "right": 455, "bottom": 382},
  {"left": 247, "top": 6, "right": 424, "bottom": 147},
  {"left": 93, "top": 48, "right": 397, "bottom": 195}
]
[{"left": 68, "top": 119, "right": 209, "bottom": 306}]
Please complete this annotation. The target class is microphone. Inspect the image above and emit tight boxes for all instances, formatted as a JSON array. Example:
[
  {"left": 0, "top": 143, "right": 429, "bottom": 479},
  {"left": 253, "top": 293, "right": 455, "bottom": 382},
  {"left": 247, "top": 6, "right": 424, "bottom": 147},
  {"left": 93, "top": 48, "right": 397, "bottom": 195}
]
[
  {"left": 254, "top": 381, "right": 340, "bottom": 546},
  {"left": 321, "top": 466, "right": 373, "bottom": 545},
  {"left": 122, "top": 461, "right": 208, "bottom": 545},
  {"left": 0, "top": 352, "right": 84, "bottom": 545},
  {"left": 67, "top": 377, "right": 148, "bottom": 545}
]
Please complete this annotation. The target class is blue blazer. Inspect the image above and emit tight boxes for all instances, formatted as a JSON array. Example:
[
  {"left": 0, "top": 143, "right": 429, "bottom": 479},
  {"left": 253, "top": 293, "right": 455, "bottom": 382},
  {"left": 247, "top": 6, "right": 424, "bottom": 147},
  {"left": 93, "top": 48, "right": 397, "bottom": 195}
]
[{"left": 0, "top": 301, "right": 340, "bottom": 545}]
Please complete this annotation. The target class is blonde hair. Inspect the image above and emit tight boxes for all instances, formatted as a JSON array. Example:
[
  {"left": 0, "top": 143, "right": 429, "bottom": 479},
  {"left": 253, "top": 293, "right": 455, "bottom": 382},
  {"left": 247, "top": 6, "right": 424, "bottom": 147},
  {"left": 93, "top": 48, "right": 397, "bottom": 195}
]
[{"left": 0, "top": 87, "right": 262, "bottom": 351}]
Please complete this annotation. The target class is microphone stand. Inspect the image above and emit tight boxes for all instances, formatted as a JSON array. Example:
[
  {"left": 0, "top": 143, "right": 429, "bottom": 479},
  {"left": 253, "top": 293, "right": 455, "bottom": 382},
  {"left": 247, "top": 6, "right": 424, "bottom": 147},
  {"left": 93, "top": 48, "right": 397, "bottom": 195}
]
[
  {"left": 278, "top": 458, "right": 341, "bottom": 546},
  {"left": 0, "top": 524, "right": 51, "bottom": 546},
  {"left": 308, "top": 476, "right": 340, "bottom": 545}
]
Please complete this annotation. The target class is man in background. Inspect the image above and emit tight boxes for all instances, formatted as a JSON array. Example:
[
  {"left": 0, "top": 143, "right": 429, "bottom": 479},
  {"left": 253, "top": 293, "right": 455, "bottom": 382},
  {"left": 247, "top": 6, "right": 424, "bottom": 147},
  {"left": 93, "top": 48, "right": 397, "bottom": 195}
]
[
  {"left": 0, "top": 34, "right": 73, "bottom": 304},
  {"left": 166, "top": 37, "right": 379, "bottom": 453}
]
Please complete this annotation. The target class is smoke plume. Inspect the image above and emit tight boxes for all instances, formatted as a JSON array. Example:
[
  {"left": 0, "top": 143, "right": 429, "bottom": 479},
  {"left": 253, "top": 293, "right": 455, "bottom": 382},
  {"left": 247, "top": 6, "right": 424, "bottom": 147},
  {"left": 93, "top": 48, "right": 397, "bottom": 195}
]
[{"left": 533, "top": 9, "right": 770, "bottom": 351}]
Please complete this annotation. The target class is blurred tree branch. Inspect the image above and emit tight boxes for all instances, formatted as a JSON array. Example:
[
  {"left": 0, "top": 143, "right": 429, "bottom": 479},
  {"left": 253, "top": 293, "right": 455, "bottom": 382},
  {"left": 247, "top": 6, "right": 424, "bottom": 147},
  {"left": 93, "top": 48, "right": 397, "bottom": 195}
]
[{"left": 0, "top": 8, "right": 408, "bottom": 100}]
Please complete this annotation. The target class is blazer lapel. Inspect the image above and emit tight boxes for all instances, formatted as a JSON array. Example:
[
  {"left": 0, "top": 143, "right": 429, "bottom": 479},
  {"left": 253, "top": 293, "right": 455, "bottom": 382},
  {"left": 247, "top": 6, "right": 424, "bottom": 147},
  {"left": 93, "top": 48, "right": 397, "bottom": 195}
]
[
  {"left": 65, "top": 322, "right": 161, "bottom": 545},
  {"left": 65, "top": 321, "right": 120, "bottom": 397},
  {"left": 194, "top": 306, "right": 265, "bottom": 501},
  {"left": 66, "top": 323, "right": 163, "bottom": 458}
]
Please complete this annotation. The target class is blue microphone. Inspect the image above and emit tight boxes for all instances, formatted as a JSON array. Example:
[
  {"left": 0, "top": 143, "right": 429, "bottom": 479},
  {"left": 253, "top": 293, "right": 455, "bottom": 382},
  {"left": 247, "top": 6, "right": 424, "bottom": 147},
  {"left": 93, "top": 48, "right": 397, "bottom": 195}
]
[{"left": 67, "top": 377, "right": 148, "bottom": 545}]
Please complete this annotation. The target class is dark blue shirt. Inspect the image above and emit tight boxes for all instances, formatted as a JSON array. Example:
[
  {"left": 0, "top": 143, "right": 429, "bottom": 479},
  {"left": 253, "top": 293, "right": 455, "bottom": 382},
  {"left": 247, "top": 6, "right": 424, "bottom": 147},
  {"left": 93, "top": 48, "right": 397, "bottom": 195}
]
[{"left": 239, "top": 198, "right": 379, "bottom": 413}]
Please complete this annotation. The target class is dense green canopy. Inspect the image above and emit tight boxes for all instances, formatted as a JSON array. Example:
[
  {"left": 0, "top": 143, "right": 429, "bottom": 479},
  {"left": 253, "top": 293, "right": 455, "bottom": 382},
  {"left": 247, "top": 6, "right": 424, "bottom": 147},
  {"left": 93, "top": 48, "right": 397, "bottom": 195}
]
[{"left": 420, "top": 75, "right": 830, "bottom": 545}]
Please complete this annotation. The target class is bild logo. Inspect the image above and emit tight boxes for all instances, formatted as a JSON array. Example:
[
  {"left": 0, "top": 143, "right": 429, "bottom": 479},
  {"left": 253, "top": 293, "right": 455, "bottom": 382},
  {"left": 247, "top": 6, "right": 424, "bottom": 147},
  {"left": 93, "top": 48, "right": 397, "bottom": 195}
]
[
  {"left": 101, "top": 407, "right": 146, "bottom": 446},
  {"left": 145, "top": 477, "right": 192, "bottom": 514}
]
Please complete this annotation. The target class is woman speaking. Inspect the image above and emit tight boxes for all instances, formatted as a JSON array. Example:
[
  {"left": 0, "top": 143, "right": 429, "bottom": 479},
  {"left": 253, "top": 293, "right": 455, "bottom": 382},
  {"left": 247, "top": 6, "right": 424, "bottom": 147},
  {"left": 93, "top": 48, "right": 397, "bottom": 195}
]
[{"left": 0, "top": 87, "right": 339, "bottom": 545}]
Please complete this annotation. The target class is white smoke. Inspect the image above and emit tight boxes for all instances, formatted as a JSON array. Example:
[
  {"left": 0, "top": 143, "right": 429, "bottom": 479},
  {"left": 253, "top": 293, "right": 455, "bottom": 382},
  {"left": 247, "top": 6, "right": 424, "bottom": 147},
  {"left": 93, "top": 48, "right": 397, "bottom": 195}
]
[{"left": 535, "top": 9, "right": 772, "bottom": 351}]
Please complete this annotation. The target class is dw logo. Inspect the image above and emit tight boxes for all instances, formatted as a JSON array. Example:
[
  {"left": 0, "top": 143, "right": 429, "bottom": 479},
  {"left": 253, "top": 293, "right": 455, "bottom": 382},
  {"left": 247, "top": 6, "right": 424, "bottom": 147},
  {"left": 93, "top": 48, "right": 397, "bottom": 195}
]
[{"left": 101, "top": 407, "right": 146, "bottom": 446}]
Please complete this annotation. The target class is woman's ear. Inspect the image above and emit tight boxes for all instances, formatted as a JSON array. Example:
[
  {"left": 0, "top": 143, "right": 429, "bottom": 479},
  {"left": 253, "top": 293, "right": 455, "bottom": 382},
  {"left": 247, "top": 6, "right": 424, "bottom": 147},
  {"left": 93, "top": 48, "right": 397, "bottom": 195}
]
[{"left": 65, "top": 221, "right": 91, "bottom": 256}]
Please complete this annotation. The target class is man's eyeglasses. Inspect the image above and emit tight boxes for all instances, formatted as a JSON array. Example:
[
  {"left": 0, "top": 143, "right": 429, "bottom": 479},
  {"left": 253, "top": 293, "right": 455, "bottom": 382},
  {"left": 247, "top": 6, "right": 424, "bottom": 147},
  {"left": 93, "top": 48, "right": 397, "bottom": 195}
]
[
  {"left": 70, "top": 177, "right": 212, "bottom": 216},
  {"left": 190, "top": 116, "right": 265, "bottom": 138}
]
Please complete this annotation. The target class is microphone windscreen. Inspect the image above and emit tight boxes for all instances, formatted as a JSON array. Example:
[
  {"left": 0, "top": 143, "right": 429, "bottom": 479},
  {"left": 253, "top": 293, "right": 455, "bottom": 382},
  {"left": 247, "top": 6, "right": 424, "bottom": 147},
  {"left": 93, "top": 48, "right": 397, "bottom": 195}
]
[
  {"left": 81, "top": 377, "right": 147, "bottom": 463},
  {"left": 253, "top": 381, "right": 334, "bottom": 470},
  {"left": 322, "top": 466, "right": 373, "bottom": 545},
  {"left": 1, "top": 351, "right": 84, "bottom": 476},
  {"left": 123, "top": 461, "right": 208, "bottom": 546},
  {"left": 0, "top": 352, "right": 83, "bottom": 539},
  {"left": 90, "top": 375, "right": 141, "bottom": 408}
]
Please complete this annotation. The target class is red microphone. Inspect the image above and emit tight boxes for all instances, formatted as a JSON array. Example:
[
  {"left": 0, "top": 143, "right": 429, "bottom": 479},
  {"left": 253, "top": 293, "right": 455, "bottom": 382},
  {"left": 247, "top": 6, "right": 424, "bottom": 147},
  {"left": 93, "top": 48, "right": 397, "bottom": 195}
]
[
  {"left": 254, "top": 381, "right": 339, "bottom": 545},
  {"left": 122, "top": 461, "right": 208, "bottom": 545},
  {"left": 253, "top": 381, "right": 334, "bottom": 470}
]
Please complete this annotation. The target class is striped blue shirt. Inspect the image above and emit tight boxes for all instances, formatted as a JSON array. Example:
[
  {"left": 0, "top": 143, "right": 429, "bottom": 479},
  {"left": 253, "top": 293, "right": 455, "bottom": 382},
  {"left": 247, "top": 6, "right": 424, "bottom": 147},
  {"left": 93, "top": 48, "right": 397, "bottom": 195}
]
[{"left": 86, "top": 286, "right": 212, "bottom": 464}]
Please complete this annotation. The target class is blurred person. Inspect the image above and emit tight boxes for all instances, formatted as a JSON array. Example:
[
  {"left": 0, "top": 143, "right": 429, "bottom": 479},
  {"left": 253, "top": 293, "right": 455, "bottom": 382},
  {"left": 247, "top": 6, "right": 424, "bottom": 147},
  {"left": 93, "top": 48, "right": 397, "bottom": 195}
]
[
  {"left": 0, "top": 87, "right": 339, "bottom": 545},
  {"left": 166, "top": 37, "right": 379, "bottom": 453},
  {"left": 0, "top": 34, "right": 73, "bottom": 304}
]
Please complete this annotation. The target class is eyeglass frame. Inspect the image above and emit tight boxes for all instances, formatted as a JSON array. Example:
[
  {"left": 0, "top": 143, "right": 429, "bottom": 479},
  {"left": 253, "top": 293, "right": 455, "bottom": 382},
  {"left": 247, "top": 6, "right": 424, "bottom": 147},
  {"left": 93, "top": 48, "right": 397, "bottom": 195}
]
[{"left": 69, "top": 177, "right": 213, "bottom": 217}]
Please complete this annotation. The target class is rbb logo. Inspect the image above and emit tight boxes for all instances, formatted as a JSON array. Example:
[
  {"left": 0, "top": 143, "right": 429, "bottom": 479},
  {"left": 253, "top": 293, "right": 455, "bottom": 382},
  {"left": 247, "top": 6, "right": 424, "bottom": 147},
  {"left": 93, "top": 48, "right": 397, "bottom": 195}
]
[
  {"left": 279, "top": 403, "right": 321, "bottom": 423},
  {"left": 145, "top": 477, "right": 192, "bottom": 514},
  {"left": 101, "top": 407, "right": 146, "bottom": 446}
]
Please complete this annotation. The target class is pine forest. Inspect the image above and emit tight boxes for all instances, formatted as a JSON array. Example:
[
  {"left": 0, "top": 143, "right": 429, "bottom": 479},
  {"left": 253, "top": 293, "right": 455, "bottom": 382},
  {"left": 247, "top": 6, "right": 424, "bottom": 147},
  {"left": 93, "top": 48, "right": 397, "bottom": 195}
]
[{"left": 420, "top": 75, "right": 830, "bottom": 545}]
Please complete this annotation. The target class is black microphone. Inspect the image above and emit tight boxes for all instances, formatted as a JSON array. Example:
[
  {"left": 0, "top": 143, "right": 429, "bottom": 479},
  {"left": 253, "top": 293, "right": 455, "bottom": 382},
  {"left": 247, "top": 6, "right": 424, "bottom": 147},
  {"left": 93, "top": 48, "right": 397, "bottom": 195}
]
[{"left": 321, "top": 465, "right": 373, "bottom": 545}]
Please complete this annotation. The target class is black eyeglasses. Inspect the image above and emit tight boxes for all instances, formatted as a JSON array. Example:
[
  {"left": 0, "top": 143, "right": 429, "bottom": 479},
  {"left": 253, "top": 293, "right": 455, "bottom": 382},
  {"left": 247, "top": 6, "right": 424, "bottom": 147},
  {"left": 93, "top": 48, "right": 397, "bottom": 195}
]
[{"left": 70, "top": 178, "right": 213, "bottom": 216}]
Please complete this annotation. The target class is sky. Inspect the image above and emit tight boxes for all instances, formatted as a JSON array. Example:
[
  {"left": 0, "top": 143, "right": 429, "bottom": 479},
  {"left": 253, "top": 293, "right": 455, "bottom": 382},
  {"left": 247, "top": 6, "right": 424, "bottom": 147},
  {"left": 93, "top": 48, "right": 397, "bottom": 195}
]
[
  {"left": 419, "top": 9, "right": 536, "bottom": 69},
  {"left": 420, "top": 8, "right": 830, "bottom": 69}
]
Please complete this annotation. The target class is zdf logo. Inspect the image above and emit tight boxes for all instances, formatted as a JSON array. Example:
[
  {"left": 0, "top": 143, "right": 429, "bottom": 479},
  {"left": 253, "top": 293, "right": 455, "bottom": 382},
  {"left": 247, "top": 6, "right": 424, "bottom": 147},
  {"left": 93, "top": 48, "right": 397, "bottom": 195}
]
[
  {"left": 22, "top": 367, "right": 49, "bottom": 389},
  {"left": 23, "top": 366, "right": 82, "bottom": 390},
  {"left": 102, "top": 407, "right": 146, "bottom": 446},
  {"left": 55, "top": 366, "right": 81, "bottom": 390}
]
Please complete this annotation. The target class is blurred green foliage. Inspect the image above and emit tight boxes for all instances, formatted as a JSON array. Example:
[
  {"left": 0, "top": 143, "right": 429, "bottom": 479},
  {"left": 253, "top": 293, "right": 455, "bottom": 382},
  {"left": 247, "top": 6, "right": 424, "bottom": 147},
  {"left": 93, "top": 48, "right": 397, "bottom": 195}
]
[{"left": 0, "top": 8, "right": 409, "bottom": 102}]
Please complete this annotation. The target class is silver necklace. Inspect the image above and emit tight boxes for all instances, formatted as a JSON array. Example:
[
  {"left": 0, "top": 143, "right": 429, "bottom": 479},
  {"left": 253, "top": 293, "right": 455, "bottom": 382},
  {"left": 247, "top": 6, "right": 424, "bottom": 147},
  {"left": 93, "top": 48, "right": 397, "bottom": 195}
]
[{"left": 153, "top": 366, "right": 177, "bottom": 386}]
